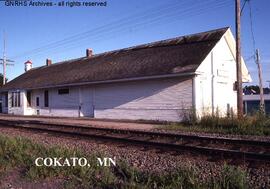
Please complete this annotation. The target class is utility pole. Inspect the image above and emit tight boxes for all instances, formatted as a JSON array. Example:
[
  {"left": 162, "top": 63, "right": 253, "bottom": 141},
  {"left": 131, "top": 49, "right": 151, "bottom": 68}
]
[
  {"left": 236, "top": 0, "right": 243, "bottom": 118},
  {"left": 255, "top": 49, "right": 265, "bottom": 114},
  {"left": 0, "top": 31, "right": 14, "bottom": 85}
]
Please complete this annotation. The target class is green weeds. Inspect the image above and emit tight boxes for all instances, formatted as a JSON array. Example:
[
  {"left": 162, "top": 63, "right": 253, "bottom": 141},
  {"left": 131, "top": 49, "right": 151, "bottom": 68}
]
[
  {"left": 0, "top": 135, "right": 248, "bottom": 188},
  {"left": 160, "top": 113, "right": 270, "bottom": 136}
]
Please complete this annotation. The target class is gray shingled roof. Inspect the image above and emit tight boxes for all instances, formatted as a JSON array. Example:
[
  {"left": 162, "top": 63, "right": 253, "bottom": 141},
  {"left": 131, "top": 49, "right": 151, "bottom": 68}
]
[{"left": 1, "top": 27, "right": 228, "bottom": 91}]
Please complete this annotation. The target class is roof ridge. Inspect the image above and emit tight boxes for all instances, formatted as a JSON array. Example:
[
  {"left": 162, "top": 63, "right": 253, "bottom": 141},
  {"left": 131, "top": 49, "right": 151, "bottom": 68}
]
[
  {"left": 87, "top": 27, "right": 229, "bottom": 58},
  {"left": 36, "top": 27, "right": 229, "bottom": 68}
]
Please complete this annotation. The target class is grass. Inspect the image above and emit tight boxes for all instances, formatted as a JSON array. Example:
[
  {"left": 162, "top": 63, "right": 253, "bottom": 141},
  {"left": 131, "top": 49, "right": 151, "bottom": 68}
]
[
  {"left": 159, "top": 113, "right": 270, "bottom": 136},
  {"left": 0, "top": 134, "right": 248, "bottom": 189}
]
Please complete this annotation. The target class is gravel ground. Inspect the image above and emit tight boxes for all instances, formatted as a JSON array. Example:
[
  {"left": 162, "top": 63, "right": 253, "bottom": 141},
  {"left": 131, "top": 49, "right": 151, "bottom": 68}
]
[
  {"left": 0, "top": 115, "right": 269, "bottom": 142},
  {"left": 153, "top": 128, "right": 270, "bottom": 142},
  {"left": 0, "top": 127, "right": 269, "bottom": 189}
]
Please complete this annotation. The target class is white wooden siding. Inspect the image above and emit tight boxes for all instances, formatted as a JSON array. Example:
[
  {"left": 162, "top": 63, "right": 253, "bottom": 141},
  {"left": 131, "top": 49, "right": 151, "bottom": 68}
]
[
  {"left": 195, "top": 32, "right": 237, "bottom": 117},
  {"left": 94, "top": 78, "right": 193, "bottom": 121},
  {"left": 4, "top": 78, "right": 193, "bottom": 121},
  {"left": 29, "top": 87, "right": 93, "bottom": 117}
]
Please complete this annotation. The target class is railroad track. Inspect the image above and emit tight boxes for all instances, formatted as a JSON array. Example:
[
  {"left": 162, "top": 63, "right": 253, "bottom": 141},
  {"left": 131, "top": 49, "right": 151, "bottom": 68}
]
[{"left": 0, "top": 119, "right": 269, "bottom": 162}]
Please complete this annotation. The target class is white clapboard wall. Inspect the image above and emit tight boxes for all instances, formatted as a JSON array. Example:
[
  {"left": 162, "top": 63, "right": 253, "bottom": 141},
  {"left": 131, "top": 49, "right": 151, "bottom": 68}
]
[{"left": 94, "top": 78, "right": 193, "bottom": 121}]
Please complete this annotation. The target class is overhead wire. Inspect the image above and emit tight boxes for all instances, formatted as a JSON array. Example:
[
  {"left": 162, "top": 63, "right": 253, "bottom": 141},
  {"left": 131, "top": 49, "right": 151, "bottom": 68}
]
[
  {"left": 11, "top": 0, "right": 190, "bottom": 59},
  {"left": 247, "top": 0, "right": 256, "bottom": 57},
  {"left": 240, "top": 0, "right": 248, "bottom": 15},
  {"left": 11, "top": 0, "right": 232, "bottom": 60},
  {"left": 11, "top": 1, "right": 197, "bottom": 59},
  {"left": 12, "top": 0, "right": 231, "bottom": 59},
  {"left": 46, "top": 0, "right": 232, "bottom": 57}
]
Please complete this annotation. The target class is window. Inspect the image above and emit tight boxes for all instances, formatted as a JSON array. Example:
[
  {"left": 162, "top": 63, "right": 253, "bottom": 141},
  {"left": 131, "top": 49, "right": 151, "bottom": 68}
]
[
  {"left": 44, "top": 90, "right": 49, "bottom": 107},
  {"left": 4, "top": 93, "right": 8, "bottom": 107},
  {"left": 27, "top": 91, "right": 32, "bottom": 107},
  {"left": 58, "top": 88, "right": 69, "bottom": 95},
  {"left": 36, "top": 97, "right": 40, "bottom": 107},
  {"left": 11, "top": 91, "right": 20, "bottom": 107}
]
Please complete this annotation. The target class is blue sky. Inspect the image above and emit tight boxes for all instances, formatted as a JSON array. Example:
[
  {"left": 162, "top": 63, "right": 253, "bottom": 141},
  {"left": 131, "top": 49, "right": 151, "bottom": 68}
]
[{"left": 0, "top": 0, "right": 269, "bottom": 86}]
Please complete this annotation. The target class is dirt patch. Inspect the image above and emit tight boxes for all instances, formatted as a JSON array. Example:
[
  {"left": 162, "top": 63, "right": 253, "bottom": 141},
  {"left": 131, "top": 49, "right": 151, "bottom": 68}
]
[{"left": 0, "top": 168, "right": 65, "bottom": 189}]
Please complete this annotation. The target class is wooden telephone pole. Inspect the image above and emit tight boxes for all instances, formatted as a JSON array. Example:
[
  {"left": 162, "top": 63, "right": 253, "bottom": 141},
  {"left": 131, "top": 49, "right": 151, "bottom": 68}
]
[
  {"left": 0, "top": 31, "right": 14, "bottom": 85},
  {"left": 255, "top": 49, "right": 265, "bottom": 114},
  {"left": 236, "top": 0, "right": 243, "bottom": 118}
]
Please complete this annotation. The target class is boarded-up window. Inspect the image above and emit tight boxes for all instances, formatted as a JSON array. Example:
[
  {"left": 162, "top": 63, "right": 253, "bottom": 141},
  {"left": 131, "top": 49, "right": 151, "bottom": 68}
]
[
  {"left": 27, "top": 91, "right": 31, "bottom": 107},
  {"left": 11, "top": 92, "right": 20, "bottom": 107},
  {"left": 44, "top": 90, "right": 49, "bottom": 107},
  {"left": 58, "top": 88, "right": 69, "bottom": 95}
]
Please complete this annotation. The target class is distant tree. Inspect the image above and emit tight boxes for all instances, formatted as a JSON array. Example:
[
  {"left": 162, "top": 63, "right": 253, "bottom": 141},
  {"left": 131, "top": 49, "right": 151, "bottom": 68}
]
[
  {"left": 243, "top": 85, "right": 260, "bottom": 94},
  {"left": 243, "top": 85, "right": 270, "bottom": 95}
]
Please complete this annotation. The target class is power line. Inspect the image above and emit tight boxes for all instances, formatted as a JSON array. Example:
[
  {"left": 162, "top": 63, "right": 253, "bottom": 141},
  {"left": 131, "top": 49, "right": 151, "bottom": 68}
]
[
  {"left": 11, "top": 0, "right": 231, "bottom": 60},
  {"left": 48, "top": 1, "right": 232, "bottom": 57},
  {"left": 11, "top": 0, "right": 204, "bottom": 58},
  {"left": 247, "top": 0, "right": 256, "bottom": 56},
  {"left": 11, "top": 0, "right": 189, "bottom": 59},
  {"left": 240, "top": 0, "right": 248, "bottom": 15},
  {"left": 244, "top": 54, "right": 255, "bottom": 62},
  {"left": 28, "top": 1, "right": 232, "bottom": 58}
]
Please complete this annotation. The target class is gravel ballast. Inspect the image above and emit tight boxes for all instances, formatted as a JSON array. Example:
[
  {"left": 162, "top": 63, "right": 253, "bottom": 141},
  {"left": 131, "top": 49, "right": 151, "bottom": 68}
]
[{"left": 0, "top": 127, "right": 269, "bottom": 189}]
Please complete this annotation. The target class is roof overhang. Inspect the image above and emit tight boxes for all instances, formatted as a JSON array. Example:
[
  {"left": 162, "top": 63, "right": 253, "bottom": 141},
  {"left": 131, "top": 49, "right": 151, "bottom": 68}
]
[
  {"left": 0, "top": 72, "right": 196, "bottom": 92},
  {"left": 223, "top": 28, "right": 252, "bottom": 82}
]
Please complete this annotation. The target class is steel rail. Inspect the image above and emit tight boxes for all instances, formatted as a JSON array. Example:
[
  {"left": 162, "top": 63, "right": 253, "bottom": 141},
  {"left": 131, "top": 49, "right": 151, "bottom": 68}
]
[
  {"left": 0, "top": 119, "right": 269, "bottom": 147},
  {"left": 0, "top": 119, "right": 269, "bottom": 162}
]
